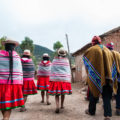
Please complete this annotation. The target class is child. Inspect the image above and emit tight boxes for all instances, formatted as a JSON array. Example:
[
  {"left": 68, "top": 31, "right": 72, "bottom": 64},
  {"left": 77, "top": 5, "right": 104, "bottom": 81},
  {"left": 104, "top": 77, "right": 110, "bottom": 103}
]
[
  {"left": 20, "top": 49, "right": 37, "bottom": 112},
  {"left": 0, "top": 38, "right": 24, "bottom": 120},
  {"left": 48, "top": 48, "right": 72, "bottom": 113},
  {"left": 37, "top": 53, "right": 51, "bottom": 105}
]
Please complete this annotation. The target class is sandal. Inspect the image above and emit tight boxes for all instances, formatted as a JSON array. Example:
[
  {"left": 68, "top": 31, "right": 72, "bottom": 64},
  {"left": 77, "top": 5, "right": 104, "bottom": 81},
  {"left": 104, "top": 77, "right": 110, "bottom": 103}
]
[
  {"left": 41, "top": 101, "right": 44, "bottom": 103},
  {"left": 55, "top": 108, "right": 60, "bottom": 113},
  {"left": 61, "top": 106, "right": 64, "bottom": 109},
  {"left": 20, "top": 107, "right": 27, "bottom": 112},
  {"left": 47, "top": 102, "right": 51, "bottom": 105},
  {"left": 85, "top": 109, "right": 90, "bottom": 115}
]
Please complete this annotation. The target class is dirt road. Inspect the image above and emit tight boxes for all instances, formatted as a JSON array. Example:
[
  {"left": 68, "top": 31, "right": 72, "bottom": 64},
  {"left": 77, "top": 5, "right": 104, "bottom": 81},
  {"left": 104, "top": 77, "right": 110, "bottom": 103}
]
[{"left": 0, "top": 82, "right": 119, "bottom": 120}]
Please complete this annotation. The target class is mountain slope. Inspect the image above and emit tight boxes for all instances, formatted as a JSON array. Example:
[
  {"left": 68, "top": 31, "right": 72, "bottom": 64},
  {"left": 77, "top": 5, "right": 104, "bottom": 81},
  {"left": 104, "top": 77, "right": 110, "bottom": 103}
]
[
  {"left": 15, "top": 44, "right": 54, "bottom": 61},
  {"left": 33, "top": 44, "right": 54, "bottom": 61}
]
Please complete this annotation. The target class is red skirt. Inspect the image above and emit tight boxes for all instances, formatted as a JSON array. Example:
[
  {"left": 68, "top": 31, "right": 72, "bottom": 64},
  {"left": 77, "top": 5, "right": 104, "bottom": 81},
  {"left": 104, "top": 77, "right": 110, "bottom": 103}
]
[
  {"left": 23, "top": 80, "right": 37, "bottom": 96},
  {"left": 0, "top": 84, "right": 24, "bottom": 110},
  {"left": 48, "top": 81, "right": 72, "bottom": 95},
  {"left": 37, "top": 76, "right": 50, "bottom": 91}
]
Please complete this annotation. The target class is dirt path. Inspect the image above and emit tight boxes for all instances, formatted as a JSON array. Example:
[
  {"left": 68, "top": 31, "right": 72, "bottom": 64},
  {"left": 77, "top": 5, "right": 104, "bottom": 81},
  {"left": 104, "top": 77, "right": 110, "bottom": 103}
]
[{"left": 0, "top": 82, "right": 119, "bottom": 120}]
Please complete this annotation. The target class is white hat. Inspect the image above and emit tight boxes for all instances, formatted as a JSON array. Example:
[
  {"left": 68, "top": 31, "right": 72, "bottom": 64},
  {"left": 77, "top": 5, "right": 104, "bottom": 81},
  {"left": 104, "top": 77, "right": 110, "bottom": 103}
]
[
  {"left": 43, "top": 53, "right": 49, "bottom": 57},
  {"left": 57, "top": 47, "right": 67, "bottom": 57},
  {"left": 23, "top": 49, "right": 31, "bottom": 56},
  {"left": 2, "top": 38, "right": 19, "bottom": 46}
]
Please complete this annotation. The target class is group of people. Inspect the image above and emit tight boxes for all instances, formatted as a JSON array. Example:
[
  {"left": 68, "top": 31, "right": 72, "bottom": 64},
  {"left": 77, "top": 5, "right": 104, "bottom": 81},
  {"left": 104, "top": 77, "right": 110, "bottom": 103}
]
[
  {"left": 1, "top": 36, "right": 120, "bottom": 120},
  {"left": 83, "top": 36, "right": 120, "bottom": 120},
  {"left": 0, "top": 38, "right": 72, "bottom": 120}
]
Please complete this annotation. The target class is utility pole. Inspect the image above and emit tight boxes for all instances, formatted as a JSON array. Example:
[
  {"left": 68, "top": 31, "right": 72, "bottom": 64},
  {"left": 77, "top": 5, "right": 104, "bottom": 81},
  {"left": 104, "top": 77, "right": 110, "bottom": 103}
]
[{"left": 65, "top": 34, "right": 74, "bottom": 83}]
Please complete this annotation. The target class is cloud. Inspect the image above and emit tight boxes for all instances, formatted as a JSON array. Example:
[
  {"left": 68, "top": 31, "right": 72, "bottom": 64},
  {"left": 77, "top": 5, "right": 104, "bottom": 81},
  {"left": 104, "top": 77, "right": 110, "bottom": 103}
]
[
  {"left": 1, "top": 0, "right": 120, "bottom": 25},
  {"left": 0, "top": 0, "right": 120, "bottom": 52}
]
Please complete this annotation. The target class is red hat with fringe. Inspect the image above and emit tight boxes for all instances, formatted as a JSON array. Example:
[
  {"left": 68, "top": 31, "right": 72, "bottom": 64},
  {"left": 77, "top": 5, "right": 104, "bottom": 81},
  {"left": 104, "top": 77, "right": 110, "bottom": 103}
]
[
  {"left": 106, "top": 42, "right": 114, "bottom": 50},
  {"left": 91, "top": 36, "right": 101, "bottom": 46}
]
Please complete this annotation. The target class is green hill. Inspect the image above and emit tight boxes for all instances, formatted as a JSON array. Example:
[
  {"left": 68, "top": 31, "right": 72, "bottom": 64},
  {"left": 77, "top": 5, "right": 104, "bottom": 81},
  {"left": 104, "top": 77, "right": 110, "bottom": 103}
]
[
  {"left": 15, "top": 44, "right": 54, "bottom": 62},
  {"left": 33, "top": 44, "right": 54, "bottom": 62}
]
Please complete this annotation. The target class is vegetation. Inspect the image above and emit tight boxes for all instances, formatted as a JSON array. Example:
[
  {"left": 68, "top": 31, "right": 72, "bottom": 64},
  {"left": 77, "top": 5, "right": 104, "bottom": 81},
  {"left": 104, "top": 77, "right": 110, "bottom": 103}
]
[
  {"left": 0, "top": 36, "right": 56, "bottom": 69},
  {"left": 19, "top": 37, "right": 36, "bottom": 68},
  {"left": 53, "top": 41, "right": 63, "bottom": 51},
  {"left": 53, "top": 41, "right": 63, "bottom": 56},
  {"left": 0, "top": 36, "right": 7, "bottom": 50},
  {"left": 16, "top": 44, "right": 54, "bottom": 69},
  {"left": 20, "top": 37, "right": 34, "bottom": 54},
  {"left": 33, "top": 44, "right": 54, "bottom": 62}
]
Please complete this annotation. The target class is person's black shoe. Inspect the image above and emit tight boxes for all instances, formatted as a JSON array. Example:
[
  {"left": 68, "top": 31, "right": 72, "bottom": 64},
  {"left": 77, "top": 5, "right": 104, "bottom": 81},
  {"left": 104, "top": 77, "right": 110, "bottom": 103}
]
[
  {"left": 104, "top": 117, "right": 111, "bottom": 120},
  {"left": 85, "top": 109, "right": 95, "bottom": 116}
]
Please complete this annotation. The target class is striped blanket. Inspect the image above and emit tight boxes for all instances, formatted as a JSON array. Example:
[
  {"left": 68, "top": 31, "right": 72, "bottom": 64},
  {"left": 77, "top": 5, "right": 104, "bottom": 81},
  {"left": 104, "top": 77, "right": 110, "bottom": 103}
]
[
  {"left": 37, "top": 61, "right": 51, "bottom": 76},
  {"left": 83, "top": 45, "right": 117, "bottom": 97},
  {"left": 21, "top": 58, "right": 35, "bottom": 80},
  {"left": 118, "top": 75, "right": 120, "bottom": 83},
  {"left": 111, "top": 50, "right": 120, "bottom": 84},
  {"left": 50, "top": 57, "right": 71, "bottom": 83},
  {"left": 0, "top": 50, "right": 23, "bottom": 84}
]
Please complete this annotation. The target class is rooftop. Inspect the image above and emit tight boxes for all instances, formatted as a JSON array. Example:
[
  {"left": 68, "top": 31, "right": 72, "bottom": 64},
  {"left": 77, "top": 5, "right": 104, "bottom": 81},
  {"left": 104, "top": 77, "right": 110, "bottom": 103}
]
[{"left": 72, "top": 26, "right": 120, "bottom": 56}]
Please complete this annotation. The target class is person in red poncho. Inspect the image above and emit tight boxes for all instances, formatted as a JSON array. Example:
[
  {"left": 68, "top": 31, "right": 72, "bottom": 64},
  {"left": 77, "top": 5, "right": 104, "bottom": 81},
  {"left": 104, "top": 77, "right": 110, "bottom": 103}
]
[
  {"left": 20, "top": 49, "right": 37, "bottom": 112},
  {"left": 37, "top": 53, "right": 51, "bottom": 105},
  {"left": 0, "top": 38, "right": 24, "bottom": 120}
]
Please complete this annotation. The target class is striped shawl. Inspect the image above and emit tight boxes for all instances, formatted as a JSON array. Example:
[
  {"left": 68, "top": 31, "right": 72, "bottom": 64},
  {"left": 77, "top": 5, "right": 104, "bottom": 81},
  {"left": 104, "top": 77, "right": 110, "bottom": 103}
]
[
  {"left": 0, "top": 50, "right": 23, "bottom": 84},
  {"left": 21, "top": 58, "right": 35, "bottom": 80},
  {"left": 37, "top": 61, "right": 51, "bottom": 76},
  {"left": 50, "top": 57, "right": 71, "bottom": 83}
]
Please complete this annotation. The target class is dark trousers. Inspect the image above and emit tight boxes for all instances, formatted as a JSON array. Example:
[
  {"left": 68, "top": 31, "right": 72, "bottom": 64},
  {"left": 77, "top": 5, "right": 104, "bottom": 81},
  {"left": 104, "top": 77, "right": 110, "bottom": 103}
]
[
  {"left": 88, "top": 90, "right": 99, "bottom": 115},
  {"left": 102, "top": 85, "right": 112, "bottom": 117},
  {"left": 88, "top": 85, "right": 112, "bottom": 117},
  {"left": 116, "top": 82, "right": 120, "bottom": 109}
]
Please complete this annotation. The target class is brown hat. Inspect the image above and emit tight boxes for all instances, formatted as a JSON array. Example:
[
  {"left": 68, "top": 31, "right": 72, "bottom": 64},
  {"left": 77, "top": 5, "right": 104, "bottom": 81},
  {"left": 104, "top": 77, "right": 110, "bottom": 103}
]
[
  {"left": 23, "top": 49, "right": 31, "bottom": 56},
  {"left": 2, "top": 38, "right": 19, "bottom": 46},
  {"left": 57, "top": 48, "right": 67, "bottom": 57}
]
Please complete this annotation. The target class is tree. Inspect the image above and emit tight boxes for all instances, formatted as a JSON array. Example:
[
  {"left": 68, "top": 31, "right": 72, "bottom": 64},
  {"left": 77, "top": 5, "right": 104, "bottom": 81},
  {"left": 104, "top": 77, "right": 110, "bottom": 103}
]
[
  {"left": 53, "top": 41, "right": 63, "bottom": 57},
  {"left": 20, "top": 37, "right": 34, "bottom": 54},
  {"left": 53, "top": 41, "right": 63, "bottom": 51},
  {"left": 20, "top": 37, "right": 37, "bottom": 69},
  {"left": 0, "top": 36, "right": 7, "bottom": 50}
]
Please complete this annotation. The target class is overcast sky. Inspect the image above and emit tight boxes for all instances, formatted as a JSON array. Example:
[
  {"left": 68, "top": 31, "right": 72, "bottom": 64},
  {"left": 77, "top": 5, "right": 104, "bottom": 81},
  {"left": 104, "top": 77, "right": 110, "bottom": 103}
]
[{"left": 0, "top": 0, "right": 120, "bottom": 52}]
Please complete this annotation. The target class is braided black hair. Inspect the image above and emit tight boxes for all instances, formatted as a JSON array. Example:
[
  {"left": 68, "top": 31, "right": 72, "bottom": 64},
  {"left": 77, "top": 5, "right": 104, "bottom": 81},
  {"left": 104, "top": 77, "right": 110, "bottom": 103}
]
[{"left": 5, "top": 43, "right": 16, "bottom": 84}]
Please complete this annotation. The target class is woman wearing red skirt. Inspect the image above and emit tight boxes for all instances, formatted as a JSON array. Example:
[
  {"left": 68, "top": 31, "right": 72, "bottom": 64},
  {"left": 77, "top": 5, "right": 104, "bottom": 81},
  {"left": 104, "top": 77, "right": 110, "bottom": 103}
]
[
  {"left": 37, "top": 53, "right": 51, "bottom": 105},
  {"left": 0, "top": 39, "right": 24, "bottom": 120},
  {"left": 48, "top": 48, "right": 72, "bottom": 113},
  {"left": 20, "top": 49, "right": 37, "bottom": 112}
]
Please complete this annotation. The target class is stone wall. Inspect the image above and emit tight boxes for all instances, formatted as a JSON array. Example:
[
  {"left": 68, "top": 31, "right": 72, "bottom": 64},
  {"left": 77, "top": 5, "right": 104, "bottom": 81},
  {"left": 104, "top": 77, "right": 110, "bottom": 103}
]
[{"left": 102, "top": 30, "right": 120, "bottom": 52}]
